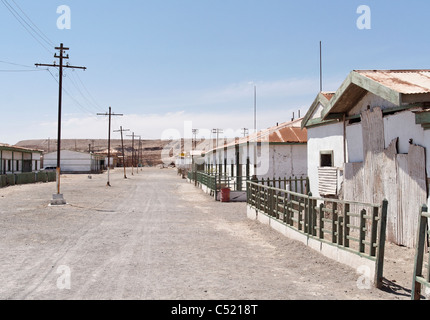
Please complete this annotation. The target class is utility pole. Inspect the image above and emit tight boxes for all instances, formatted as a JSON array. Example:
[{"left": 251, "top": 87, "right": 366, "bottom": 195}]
[
  {"left": 134, "top": 135, "right": 141, "bottom": 174},
  {"left": 138, "top": 136, "right": 143, "bottom": 171},
  {"left": 252, "top": 85, "right": 258, "bottom": 181},
  {"left": 114, "top": 126, "right": 130, "bottom": 179},
  {"left": 192, "top": 129, "right": 199, "bottom": 150},
  {"left": 212, "top": 128, "right": 223, "bottom": 177},
  {"left": 97, "top": 107, "right": 123, "bottom": 186},
  {"left": 241, "top": 128, "right": 249, "bottom": 138},
  {"left": 35, "top": 43, "right": 86, "bottom": 205},
  {"left": 127, "top": 132, "right": 136, "bottom": 175}
]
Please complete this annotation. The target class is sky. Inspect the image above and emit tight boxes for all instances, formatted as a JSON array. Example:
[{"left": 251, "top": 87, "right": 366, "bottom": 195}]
[{"left": 1, "top": 0, "right": 430, "bottom": 144}]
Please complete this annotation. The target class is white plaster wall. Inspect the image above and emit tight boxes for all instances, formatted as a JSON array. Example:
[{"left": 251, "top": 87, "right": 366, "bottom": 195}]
[
  {"left": 346, "top": 123, "right": 364, "bottom": 163},
  {"left": 260, "top": 144, "right": 307, "bottom": 179},
  {"left": 384, "top": 110, "right": 430, "bottom": 174},
  {"left": 307, "top": 122, "right": 344, "bottom": 198}
]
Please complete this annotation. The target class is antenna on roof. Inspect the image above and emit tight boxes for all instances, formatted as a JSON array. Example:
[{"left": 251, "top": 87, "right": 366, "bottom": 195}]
[{"left": 320, "top": 40, "right": 323, "bottom": 92}]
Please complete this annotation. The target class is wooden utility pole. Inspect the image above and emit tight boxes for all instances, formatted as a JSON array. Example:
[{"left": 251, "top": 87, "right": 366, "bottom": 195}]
[
  {"left": 97, "top": 107, "right": 123, "bottom": 186},
  {"left": 35, "top": 43, "right": 86, "bottom": 204},
  {"left": 114, "top": 126, "right": 130, "bottom": 179},
  {"left": 241, "top": 128, "right": 249, "bottom": 138},
  {"left": 127, "top": 132, "right": 136, "bottom": 175},
  {"left": 133, "top": 135, "right": 141, "bottom": 174}
]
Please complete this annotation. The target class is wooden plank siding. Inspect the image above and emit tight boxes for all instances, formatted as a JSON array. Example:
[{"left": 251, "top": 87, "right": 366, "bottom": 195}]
[{"left": 343, "top": 108, "right": 427, "bottom": 248}]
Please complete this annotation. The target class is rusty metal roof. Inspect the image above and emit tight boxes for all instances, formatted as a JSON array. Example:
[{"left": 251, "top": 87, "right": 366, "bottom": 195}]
[
  {"left": 321, "top": 92, "right": 335, "bottom": 100},
  {"left": 206, "top": 118, "right": 307, "bottom": 154},
  {"left": 355, "top": 69, "right": 430, "bottom": 94}
]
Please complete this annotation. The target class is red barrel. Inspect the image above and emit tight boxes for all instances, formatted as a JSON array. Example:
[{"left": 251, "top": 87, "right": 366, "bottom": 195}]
[{"left": 221, "top": 188, "right": 231, "bottom": 202}]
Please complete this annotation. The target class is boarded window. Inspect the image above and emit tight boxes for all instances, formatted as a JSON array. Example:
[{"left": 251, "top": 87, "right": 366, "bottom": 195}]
[{"left": 318, "top": 167, "right": 338, "bottom": 196}]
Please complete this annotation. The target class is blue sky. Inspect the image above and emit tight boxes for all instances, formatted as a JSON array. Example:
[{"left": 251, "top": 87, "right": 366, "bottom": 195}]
[{"left": 1, "top": 0, "right": 430, "bottom": 144}]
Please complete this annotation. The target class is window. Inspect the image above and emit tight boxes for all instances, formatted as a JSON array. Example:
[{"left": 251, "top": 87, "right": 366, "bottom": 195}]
[{"left": 320, "top": 151, "right": 334, "bottom": 167}]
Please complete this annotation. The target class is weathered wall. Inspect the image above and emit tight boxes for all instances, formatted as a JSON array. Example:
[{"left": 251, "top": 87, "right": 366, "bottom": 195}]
[
  {"left": 307, "top": 122, "right": 344, "bottom": 198},
  {"left": 343, "top": 107, "right": 427, "bottom": 248}
]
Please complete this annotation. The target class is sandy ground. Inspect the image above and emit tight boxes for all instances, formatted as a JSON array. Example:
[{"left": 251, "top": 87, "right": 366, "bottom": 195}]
[{"left": 0, "top": 167, "right": 423, "bottom": 300}]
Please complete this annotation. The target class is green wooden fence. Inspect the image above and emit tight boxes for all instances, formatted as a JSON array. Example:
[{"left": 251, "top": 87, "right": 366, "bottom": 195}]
[
  {"left": 412, "top": 205, "right": 430, "bottom": 300},
  {"left": 0, "top": 172, "right": 56, "bottom": 188},
  {"left": 255, "top": 176, "right": 309, "bottom": 194},
  {"left": 246, "top": 180, "right": 388, "bottom": 288}
]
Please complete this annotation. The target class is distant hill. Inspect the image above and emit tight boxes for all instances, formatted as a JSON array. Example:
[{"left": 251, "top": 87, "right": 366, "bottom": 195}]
[{"left": 15, "top": 138, "right": 213, "bottom": 166}]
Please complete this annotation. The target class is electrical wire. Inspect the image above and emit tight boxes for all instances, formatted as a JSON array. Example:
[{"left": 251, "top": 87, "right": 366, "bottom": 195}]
[
  {"left": 10, "top": 0, "right": 55, "bottom": 47},
  {"left": 46, "top": 68, "right": 100, "bottom": 118},
  {"left": 64, "top": 70, "right": 104, "bottom": 114},
  {"left": 1, "top": 0, "right": 54, "bottom": 54},
  {"left": 0, "top": 60, "right": 37, "bottom": 68}
]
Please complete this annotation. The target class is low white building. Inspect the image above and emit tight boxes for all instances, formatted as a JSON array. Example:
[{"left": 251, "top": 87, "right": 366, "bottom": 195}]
[
  {"left": 0, "top": 143, "right": 42, "bottom": 174},
  {"left": 43, "top": 150, "right": 104, "bottom": 174},
  {"left": 204, "top": 118, "right": 308, "bottom": 181},
  {"left": 302, "top": 69, "right": 430, "bottom": 248}
]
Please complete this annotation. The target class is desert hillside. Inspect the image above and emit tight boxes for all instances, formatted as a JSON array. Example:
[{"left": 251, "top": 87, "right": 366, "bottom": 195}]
[{"left": 15, "top": 138, "right": 213, "bottom": 166}]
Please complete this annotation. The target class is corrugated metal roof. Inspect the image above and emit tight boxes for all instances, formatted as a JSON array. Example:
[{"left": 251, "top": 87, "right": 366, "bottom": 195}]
[
  {"left": 206, "top": 118, "right": 307, "bottom": 154},
  {"left": 355, "top": 70, "right": 430, "bottom": 94}
]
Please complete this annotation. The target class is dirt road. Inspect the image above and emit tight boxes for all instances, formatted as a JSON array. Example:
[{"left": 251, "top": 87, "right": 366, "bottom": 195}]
[{"left": 0, "top": 168, "right": 417, "bottom": 300}]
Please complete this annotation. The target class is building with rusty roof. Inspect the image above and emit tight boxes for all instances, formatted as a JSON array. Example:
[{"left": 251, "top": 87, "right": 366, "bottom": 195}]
[
  {"left": 302, "top": 69, "right": 430, "bottom": 248},
  {"left": 203, "top": 118, "right": 308, "bottom": 182}
]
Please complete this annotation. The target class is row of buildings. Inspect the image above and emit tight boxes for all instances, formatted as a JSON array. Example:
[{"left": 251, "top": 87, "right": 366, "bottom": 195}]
[
  {"left": 195, "top": 69, "right": 430, "bottom": 249},
  {"left": 0, "top": 146, "right": 114, "bottom": 175}
]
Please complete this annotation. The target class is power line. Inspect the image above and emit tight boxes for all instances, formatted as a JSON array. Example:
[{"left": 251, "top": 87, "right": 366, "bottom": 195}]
[
  {"left": 64, "top": 70, "right": 102, "bottom": 114},
  {"left": 46, "top": 68, "right": 99, "bottom": 117},
  {"left": 0, "top": 69, "right": 46, "bottom": 72},
  {"left": 74, "top": 71, "right": 104, "bottom": 111},
  {"left": 0, "top": 60, "right": 38, "bottom": 68},
  {"left": 1, "top": 0, "right": 54, "bottom": 54},
  {"left": 10, "top": 0, "right": 55, "bottom": 47}
]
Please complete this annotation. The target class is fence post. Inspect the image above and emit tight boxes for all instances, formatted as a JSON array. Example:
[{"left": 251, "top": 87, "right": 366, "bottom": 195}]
[
  {"left": 312, "top": 197, "right": 317, "bottom": 236},
  {"left": 283, "top": 193, "right": 287, "bottom": 223},
  {"left": 344, "top": 203, "right": 350, "bottom": 248},
  {"left": 298, "top": 198, "right": 302, "bottom": 231},
  {"left": 412, "top": 204, "right": 428, "bottom": 300},
  {"left": 338, "top": 216, "right": 343, "bottom": 246},
  {"left": 370, "top": 207, "right": 379, "bottom": 257},
  {"left": 319, "top": 203, "right": 324, "bottom": 239},
  {"left": 304, "top": 195, "right": 309, "bottom": 234},
  {"left": 332, "top": 202, "right": 338, "bottom": 244},
  {"left": 375, "top": 199, "right": 388, "bottom": 289},
  {"left": 359, "top": 209, "right": 366, "bottom": 253}
]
